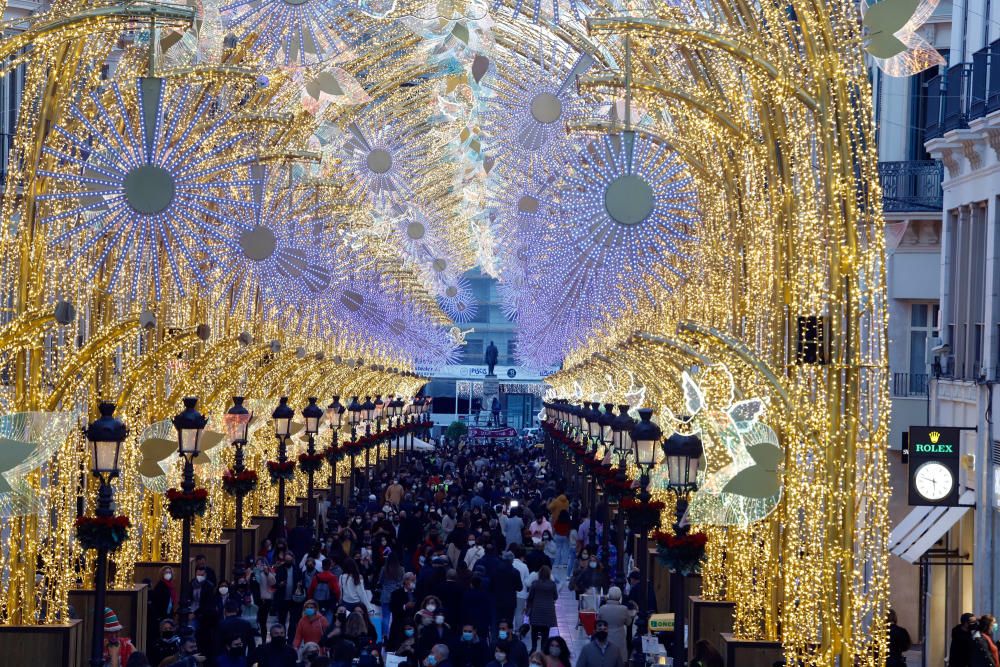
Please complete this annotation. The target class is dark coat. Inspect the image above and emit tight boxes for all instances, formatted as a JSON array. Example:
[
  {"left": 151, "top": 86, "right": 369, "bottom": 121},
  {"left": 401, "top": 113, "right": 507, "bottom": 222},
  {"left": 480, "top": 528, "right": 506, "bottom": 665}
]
[
  {"left": 273, "top": 563, "right": 304, "bottom": 602},
  {"left": 490, "top": 562, "right": 522, "bottom": 616},
  {"left": 451, "top": 638, "right": 488, "bottom": 667},
  {"left": 526, "top": 579, "right": 558, "bottom": 628},
  {"left": 249, "top": 641, "right": 298, "bottom": 667},
  {"left": 951, "top": 625, "right": 974, "bottom": 667}
]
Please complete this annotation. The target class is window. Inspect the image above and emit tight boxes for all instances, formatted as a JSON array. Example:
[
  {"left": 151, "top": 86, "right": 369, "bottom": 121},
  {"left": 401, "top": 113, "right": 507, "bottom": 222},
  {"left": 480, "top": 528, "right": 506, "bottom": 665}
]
[
  {"left": 506, "top": 339, "right": 516, "bottom": 362},
  {"left": 907, "top": 303, "right": 939, "bottom": 394},
  {"left": 946, "top": 202, "right": 988, "bottom": 379}
]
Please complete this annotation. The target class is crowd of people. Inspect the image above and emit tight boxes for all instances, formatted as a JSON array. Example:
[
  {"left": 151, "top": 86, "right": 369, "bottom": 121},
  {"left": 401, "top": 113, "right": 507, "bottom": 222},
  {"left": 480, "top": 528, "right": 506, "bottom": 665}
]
[
  {"left": 945, "top": 611, "right": 1000, "bottom": 667},
  {"left": 100, "top": 437, "right": 650, "bottom": 667}
]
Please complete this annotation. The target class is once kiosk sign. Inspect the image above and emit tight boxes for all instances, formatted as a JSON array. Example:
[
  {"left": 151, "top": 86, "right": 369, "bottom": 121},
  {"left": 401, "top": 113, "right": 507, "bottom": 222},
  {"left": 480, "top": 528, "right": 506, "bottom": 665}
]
[{"left": 907, "top": 425, "right": 961, "bottom": 506}]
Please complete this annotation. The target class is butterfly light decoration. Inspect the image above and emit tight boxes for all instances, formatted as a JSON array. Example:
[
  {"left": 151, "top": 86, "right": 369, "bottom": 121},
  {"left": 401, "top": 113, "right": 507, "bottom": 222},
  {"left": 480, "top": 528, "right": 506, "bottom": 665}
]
[
  {"left": 657, "top": 366, "right": 784, "bottom": 528},
  {"left": 861, "top": 0, "right": 946, "bottom": 76}
]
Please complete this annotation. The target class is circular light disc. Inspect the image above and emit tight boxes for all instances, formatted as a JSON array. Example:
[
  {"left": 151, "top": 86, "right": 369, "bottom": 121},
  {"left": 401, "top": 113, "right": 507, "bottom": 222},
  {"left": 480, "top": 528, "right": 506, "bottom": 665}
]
[
  {"left": 445, "top": 286, "right": 458, "bottom": 298},
  {"left": 517, "top": 195, "right": 540, "bottom": 214},
  {"left": 239, "top": 225, "right": 278, "bottom": 261},
  {"left": 604, "top": 174, "right": 655, "bottom": 226},
  {"left": 367, "top": 149, "right": 393, "bottom": 174},
  {"left": 433, "top": 258, "right": 447, "bottom": 272},
  {"left": 530, "top": 92, "right": 563, "bottom": 124},
  {"left": 406, "top": 222, "right": 426, "bottom": 240},
  {"left": 124, "top": 165, "right": 176, "bottom": 214}
]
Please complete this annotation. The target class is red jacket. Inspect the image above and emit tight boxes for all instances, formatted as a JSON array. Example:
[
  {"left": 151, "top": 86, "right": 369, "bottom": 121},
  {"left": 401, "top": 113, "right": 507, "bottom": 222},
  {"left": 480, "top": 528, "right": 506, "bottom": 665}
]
[{"left": 307, "top": 570, "right": 341, "bottom": 601}]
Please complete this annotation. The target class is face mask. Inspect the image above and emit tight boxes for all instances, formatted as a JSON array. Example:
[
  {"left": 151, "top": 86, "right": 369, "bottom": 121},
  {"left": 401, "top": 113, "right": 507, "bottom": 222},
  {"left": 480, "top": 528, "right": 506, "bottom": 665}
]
[
  {"left": 495, "top": 653, "right": 507, "bottom": 663},
  {"left": 271, "top": 636, "right": 286, "bottom": 648},
  {"left": 228, "top": 646, "right": 243, "bottom": 657},
  {"left": 468, "top": 542, "right": 476, "bottom": 548},
  {"left": 549, "top": 647, "right": 561, "bottom": 657},
  {"left": 163, "top": 572, "right": 173, "bottom": 581},
  {"left": 218, "top": 587, "right": 229, "bottom": 596},
  {"left": 405, "top": 629, "right": 415, "bottom": 638},
  {"left": 498, "top": 631, "right": 509, "bottom": 640},
  {"left": 196, "top": 575, "right": 206, "bottom": 582},
  {"left": 462, "top": 631, "right": 474, "bottom": 641},
  {"left": 594, "top": 631, "right": 608, "bottom": 642},
  {"left": 589, "top": 561, "right": 598, "bottom": 569},
  {"left": 305, "top": 608, "right": 316, "bottom": 617},
  {"left": 426, "top": 603, "right": 437, "bottom": 612},
  {"left": 427, "top": 656, "right": 437, "bottom": 666},
  {"left": 435, "top": 615, "right": 445, "bottom": 625}
]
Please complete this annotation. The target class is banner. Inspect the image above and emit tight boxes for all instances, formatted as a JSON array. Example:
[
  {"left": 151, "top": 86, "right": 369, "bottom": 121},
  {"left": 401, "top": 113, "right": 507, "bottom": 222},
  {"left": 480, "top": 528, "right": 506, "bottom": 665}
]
[{"left": 468, "top": 427, "right": 517, "bottom": 438}]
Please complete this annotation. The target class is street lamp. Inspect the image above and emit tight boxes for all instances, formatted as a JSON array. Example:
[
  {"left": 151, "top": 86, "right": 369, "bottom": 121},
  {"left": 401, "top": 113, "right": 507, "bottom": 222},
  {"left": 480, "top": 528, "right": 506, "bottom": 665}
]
[
  {"left": 224, "top": 397, "right": 253, "bottom": 567},
  {"left": 629, "top": 408, "right": 662, "bottom": 667},
  {"left": 302, "top": 397, "right": 323, "bottom": 520},
  {"left": 326, "top": 396, "right": 344, "bottom": 506},
  {"left": 611, "top": 405, "right": 634, "bottom": 580},
  {"left": 361, "top": 396, "right": 376, "bottom": 489},
  {"left": 173, "top": 397, "right": 207, "bottom": 604},
  {"left": 347, "top": 396, "right": 362, "bottom": 506},
  {"left": 661, "top": 431, "right": 704, "bottom": 667},
  {"left": 272, "top": 396, "right": 294, "bottom": 535},
  {"left": 598, "top": 403, "right": 616, "bottom": 564},
  {"left": 85, "top": 402, "right": 126, "bottom": 667},
  {"left": 583, "top": 402, "right": 602, "bottom": 555}
]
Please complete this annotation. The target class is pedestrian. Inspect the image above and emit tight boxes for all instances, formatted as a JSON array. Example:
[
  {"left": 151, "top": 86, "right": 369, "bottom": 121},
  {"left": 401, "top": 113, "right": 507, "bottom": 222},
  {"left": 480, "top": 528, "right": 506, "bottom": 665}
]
[
  {"left": 952, "top": 613, "right": 978, "bottom": 667},
  {"left": 978, "top": 614, "right": 1000, "bottom": 667},
  {"left": 886, "top": 608, "right": 911, "bottom": 667},
  {"left": 596, "top": 587, "right": 635, "bottom": 663},
  {"left": 294, "top": 600, "right": 330, "bottom": 656},
  {"left": 250, "top": 623, "right": 298, "bottom": 667},
  {"left": 543, "top": 636, "right": 572, "bottom": 667},
  {"left": 574, "top": 619, "right": 624, "bottom": 667},
  {"left": 526, "top": 565, "right": 558, "bottom": 652},
  {"left": 101, "top": 607, "right": 137, "bottom": 667}
]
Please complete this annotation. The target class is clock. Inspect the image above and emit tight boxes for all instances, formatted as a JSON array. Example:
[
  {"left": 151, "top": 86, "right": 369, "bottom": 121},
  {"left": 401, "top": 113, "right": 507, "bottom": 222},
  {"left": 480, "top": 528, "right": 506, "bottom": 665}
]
[{"left": 913, "top": 461, "right": 955, "bottom": 501}]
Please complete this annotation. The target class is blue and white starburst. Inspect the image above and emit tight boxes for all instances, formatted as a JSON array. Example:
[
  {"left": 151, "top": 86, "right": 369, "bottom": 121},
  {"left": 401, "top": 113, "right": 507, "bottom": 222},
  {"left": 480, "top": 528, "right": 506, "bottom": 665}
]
[
  {"left": 482, "top": 45, "right": 593, "bottom": 178},
  {"left": 38, "top": 77, "right": 257, "bottom": 299},
  {"left": 509, "top": 132, "right": 698, "bottom": 366},
  {"left": 212, "top": 166, "right": 328, "bottom": 315},
  {"left": 436, "top": 274, "right": 478, "bottom": 323},
  {"left": 341, "top": 117, "right": 432, "bottom": 210},
  {"left": 490, "top": 0, "right": 591, "bottom": 24},
  {"left": 220, "top": 0, "right": 359, "bottom": 67}
]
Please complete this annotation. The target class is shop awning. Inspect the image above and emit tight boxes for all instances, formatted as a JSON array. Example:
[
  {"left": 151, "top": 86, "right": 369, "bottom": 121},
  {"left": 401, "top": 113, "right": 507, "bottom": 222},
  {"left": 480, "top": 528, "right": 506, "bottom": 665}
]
[{"left": 889, "top": 490, "right": 975, "bottom": 564}]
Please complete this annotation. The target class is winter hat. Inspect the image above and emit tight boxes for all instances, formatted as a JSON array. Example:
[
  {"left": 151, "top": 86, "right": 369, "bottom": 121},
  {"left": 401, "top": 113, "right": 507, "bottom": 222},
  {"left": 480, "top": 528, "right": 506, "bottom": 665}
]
[{"left": 103, "top": 607, "right": 123, "bottom": 633}]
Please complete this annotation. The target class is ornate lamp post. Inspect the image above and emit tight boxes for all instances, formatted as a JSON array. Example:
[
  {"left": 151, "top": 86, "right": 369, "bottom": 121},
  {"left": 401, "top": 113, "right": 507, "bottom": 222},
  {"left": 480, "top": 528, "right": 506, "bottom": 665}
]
[
  {"left": 361, "top": 396, "right": 376, "bottom": 489},
  {"left": 347, "top": 396, "right": 362, "bottom": 506},
  {"left": 583, "top": 402, "right": 602, "bottom": 555},
  {"left": 611, "top": 405, "right": 634, "bottom": 580},
  {"left": 373, "top": 395, "right": 385, "bottom": 475},
  {"left": 629, "top": 408, "right": 661, "bottom": 667},
  {"left": 301, "top": 397, "right": 323, "bottom": 520},
  {"left": 84, "top": 402, "right": 127, "bottom": 667},
  {"left": 387, "top": 396, "right": 403, "bottom": 471},
  {"left": 661, "top": 431, "right": 704, "bottom": 667},
  {"left": 326, "top": 396, "right": 344, "bottom": 503},
  {"left": 173, "top": 397, "right": 207, "bottom": 604},
  {"left": 224, "top": 397, "right": 254, "bottom": 567},
  {"left": 598, "top": 403, "right": 616, "bottom": 567},
  {"left": 271, "top": 397, "right": 294, "bottom": 534}
]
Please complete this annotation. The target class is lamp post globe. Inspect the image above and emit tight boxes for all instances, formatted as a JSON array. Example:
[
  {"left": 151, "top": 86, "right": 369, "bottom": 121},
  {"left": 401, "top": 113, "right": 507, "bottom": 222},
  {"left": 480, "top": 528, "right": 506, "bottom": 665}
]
[
  {"left": 272, "top": 397, "right": 295, "bottom": 537},
  {"left": 172, "top": 397, "right": 207, "bottom": 607},
  {"left": 225, "top": 397, "right": 254, "bottom": 567}
]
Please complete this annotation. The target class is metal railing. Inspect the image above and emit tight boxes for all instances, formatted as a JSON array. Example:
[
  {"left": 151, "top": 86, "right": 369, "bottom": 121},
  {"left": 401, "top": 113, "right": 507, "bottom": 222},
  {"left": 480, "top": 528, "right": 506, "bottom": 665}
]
[
  {"left": 878, "top": 161, "right": 943, "bottom": 212},
  {"left": 926, "top": 37, "right": 1000, "bottom": 139},
  {"left": 892, "top": 372, "right": 929, "bottom": 397}
]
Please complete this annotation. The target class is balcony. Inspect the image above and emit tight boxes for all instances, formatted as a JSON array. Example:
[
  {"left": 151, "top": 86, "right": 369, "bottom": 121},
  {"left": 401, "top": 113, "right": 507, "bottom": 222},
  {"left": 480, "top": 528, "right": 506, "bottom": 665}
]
[
  {"left": 925, "top": 37, "right": 1000, "bottom": 139},
  {"left": 892, "top": 372, "right": 929, "bottom": 397},
  {"left": 878, "top": 161, "right": 943, "bottom": 212}
]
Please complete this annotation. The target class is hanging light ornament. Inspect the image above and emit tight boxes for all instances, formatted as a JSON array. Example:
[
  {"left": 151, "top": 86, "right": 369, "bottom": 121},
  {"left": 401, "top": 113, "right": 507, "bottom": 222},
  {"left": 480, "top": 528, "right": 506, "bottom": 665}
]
[
  {"left": 38, "top": 77, "right": 258, "bottom": 299},
  {"left": 436, "top": 273, "right": 478, "bottom": 323},
  {"left": 220, "top": 0, "right": 361, "bottom": 66},
  {"left": 341, "top": 116, "right": 434, "bottom": 210}
]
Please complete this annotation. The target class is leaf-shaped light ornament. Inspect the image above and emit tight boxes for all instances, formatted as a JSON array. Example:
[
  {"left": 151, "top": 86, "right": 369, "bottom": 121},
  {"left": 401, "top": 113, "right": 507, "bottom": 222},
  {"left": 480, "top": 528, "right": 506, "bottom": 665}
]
[
  {"left": 861, "top": 0, "right": 946, "bottom": 76},
  {"left": 138, "top": 419, "right": 227, "bottom": 491},
  {"left": 0, "top": 412, "right": 78, "bottom": 518}
]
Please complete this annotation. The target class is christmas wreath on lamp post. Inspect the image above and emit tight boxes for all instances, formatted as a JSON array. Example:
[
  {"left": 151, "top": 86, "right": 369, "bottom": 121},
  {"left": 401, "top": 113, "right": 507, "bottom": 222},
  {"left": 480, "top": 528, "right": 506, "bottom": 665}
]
[
  {"left": 222, "top": 468, "right": 259, "bottom": 497},
  {"left": 298, "top": 451, "right": 325, "bottom": 474},
  {"left": 166, "top": 487, "right": 209, "bottom": 520},
  {"left": 267, "top": 459, "right": 296, "bottom": 483}
]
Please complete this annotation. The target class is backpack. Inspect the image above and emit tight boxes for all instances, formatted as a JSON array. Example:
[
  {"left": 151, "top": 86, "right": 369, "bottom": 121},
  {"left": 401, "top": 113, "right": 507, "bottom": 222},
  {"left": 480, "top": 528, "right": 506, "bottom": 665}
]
[{"left": 314, "top": 579, "right": 332, "bottom": 601}]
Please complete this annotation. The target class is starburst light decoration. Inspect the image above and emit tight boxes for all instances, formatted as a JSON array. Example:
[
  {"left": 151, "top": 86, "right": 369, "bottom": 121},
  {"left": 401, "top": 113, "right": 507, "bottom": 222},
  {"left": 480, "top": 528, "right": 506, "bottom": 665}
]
[
  {"left": 481, "top": 47, "right": 593, "bottom": 177},
  {"left": 436, "top": 274, "right": 478, "bottom": 323},
  {"left": 38, "top": 77, "right": 258, "bottom": 299},
  {"left": 220, "top": 0, "right": 359, "bottom": 66},
  {"left": 509, "top": 132, "right": 698, "bottom": 365},
  {"left": 342, "top": 118, "right": 432, "bottom": 209},
  {"left": 490, "top": 0, "right": 590, "bottom": 24},
  {"left": 211, "top": 166, "right": 327, "bottom": 316}
]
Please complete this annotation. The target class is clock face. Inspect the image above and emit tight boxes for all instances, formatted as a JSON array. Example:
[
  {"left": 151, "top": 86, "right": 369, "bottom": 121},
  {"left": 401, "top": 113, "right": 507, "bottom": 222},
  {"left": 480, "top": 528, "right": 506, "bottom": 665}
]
[{"left": 914, "top": 461, "right": 954, "bottom": 501}]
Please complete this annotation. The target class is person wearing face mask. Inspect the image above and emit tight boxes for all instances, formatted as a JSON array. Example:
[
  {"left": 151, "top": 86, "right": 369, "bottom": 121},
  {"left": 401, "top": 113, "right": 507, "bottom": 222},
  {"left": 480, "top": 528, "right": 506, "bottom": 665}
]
[
  {"left": 485, "top": 641, "right": 515, "bottom": 667},
  {"left": 525, "top": 566, "right": 558, "bottom": 652},
  {"left": 215, "top": 579, "right": 233, "bottom": 613},
  {"left": 250, "top": 624, "right": 298, "bottom": 667},
  {"left": 390, "top": 621, "right": 419, "bottom": 662},
  {"left": 576, "top": 619, "right": 625, "bottom": 667},
  {"left": 188, "top": 566, "right": 219, "bottom": 661},
  {"left": 977, "top": 615, "right": 1000, "bottom": 667},
  {"left": 293, "top": 600, "right": 330, "bottom": 656},
  {"left": 596, "top": 587, "right": 635, "bottom": 664},
  {"left": 496, "top": 621, "right": 529, "bottom": 667},
  {"left": 543, "top": 636, "right": 571, "bottom": 667},
  {"left": 451, "top": 624, "right": 486, "bottom": 667},
  {"left": 148, "top": 618, "right": 181, "bottom": 667},
  {"left": 275, "top": 552, "right": 306, "bottom": 630},
  {"left": 214, "top": 636, "right": 248, "bottom": 667},
  {"left": 217, "top": 599, "right": 255, "bottom": 661},
  {"left": 150, "top": 566, "right": 178, "bottom": 642},
  {"left": 416, "top": 605, "right": 454, "bottom": 659},
  {"left": 528, "top": 651, "right": 546, "bottom": 667},
  {"left": 569, "top": 556, "right": 608, "bottom": 599},
  {"left": 463, "top": 538, "right": 485, "bottom": 570}
]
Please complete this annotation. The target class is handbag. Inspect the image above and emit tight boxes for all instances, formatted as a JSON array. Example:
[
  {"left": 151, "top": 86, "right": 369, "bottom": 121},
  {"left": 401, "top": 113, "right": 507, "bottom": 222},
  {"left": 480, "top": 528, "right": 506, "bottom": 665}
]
[{"left": 292, "top": 583, "right": 306, "bottom": 603}]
